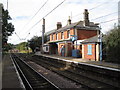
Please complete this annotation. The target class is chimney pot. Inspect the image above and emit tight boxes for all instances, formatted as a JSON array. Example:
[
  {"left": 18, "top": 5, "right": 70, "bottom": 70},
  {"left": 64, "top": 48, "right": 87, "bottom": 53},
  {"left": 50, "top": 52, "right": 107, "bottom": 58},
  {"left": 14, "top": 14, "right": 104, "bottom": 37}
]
[
  {"left": 67, "top": 16, "right": 71, "bottom": 25},
  {"left": 57, "top": 22, "right": 62, "bottom": 30}
]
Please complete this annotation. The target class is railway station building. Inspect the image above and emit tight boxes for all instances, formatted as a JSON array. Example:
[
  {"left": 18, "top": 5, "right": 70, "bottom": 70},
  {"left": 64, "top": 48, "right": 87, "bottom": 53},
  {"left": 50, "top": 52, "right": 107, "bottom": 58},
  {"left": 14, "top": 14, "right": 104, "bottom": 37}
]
[{"left": 43, "top": 9, "right": 101, "bottom": 61}]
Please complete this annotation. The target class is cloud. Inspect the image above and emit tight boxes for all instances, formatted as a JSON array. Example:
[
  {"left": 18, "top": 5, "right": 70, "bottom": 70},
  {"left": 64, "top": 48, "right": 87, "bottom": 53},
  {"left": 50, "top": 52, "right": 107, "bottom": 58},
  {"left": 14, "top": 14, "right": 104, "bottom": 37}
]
[
  {"left": 1, "top": 0, "right": 119, "bottom": 44},
  {"left": 13, "top": 16, "right": 30, "bottom": 21}
]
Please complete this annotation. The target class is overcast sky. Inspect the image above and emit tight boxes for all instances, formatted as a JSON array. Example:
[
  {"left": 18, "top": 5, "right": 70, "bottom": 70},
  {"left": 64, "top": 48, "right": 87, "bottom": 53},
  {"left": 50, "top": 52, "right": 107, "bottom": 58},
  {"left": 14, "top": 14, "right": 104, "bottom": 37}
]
[{"left": 1, "top": 0, "right": 119, "bottom": 44}]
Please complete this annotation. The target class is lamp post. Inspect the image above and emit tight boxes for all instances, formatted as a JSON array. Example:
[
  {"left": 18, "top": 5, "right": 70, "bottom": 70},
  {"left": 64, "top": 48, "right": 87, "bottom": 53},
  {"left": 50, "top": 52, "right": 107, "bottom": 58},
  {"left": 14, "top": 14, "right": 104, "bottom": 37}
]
[{"left": 70, "top": 35, "right": 77, "bottom": 49}]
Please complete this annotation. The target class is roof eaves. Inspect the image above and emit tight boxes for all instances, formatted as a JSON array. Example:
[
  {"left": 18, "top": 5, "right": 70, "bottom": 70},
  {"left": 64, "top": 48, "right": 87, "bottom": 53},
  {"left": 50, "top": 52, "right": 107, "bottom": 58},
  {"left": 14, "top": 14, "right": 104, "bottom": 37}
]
[
  {"left": 48, "top": 38, "right": 71, "bottom": 43},
  {"left": 75, "top": 25, "right": 99, "bottom": 30},
  {"left": 81, "top": 35, "right": 99, "bottom": 43},
  {"left": 45, "top": 29, "right": 56, "bottom": 35},
  {"left": 46, "top": 21, "right": 99, "bottom": 35}
]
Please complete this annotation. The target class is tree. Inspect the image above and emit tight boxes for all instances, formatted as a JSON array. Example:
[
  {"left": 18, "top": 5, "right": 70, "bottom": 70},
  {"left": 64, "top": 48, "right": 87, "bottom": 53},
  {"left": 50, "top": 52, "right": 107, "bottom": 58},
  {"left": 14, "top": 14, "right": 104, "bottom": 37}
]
[
  {"left": 2, "top": 7, "right": 14, "bottom": 52},
  {"left": 28, "top": 35, "right": 47, "bottom": 53},
  {"left": 16, "top": 42, "right": 28, "bottom": 52},
  {"left": 28, "top": 36, "right": 42, "bottom": 53},
  {"left": 104, "top": 26, "right": 120, "bottom": 63},
  {"left": 3, "top": 43, "right": 13, "bottom": 52}
]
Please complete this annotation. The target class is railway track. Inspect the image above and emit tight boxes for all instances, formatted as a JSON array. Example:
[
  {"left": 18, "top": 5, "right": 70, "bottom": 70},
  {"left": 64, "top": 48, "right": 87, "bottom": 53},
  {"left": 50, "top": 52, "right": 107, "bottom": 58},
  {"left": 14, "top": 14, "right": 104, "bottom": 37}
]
[
  {"left": 13, "top": 53, "right": 120, "bottom": 89},
  {"left": 11, "top": 54, "right": 60, "bottom": 90},
  {"left": 31, "top": 55, "right": 120, "bottom": 89}
]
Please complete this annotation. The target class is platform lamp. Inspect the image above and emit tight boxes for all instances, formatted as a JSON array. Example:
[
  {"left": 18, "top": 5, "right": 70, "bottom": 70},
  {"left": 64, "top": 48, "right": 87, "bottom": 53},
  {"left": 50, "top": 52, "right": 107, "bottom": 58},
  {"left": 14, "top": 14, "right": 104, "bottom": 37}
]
[{"left": 70, "top": 35, "right": 78, "bottom": 50}]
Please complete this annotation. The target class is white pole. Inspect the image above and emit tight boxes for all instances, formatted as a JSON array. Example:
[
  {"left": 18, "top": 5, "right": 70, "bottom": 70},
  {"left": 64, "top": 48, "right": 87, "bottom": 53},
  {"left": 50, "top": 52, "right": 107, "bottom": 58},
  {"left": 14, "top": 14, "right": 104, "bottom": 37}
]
[
  {"left": 99, "top": 26, "right": 102, "bottom": 61},
  {"left": 7, "top": 0, "right": 8, "bottom": 10}
]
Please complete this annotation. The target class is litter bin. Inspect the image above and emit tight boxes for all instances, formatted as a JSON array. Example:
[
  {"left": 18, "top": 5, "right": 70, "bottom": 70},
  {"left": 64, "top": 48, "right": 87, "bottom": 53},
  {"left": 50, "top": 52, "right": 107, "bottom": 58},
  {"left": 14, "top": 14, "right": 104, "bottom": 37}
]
[{"left": 72, "top": 50, "right": 81, "bottom": 58}]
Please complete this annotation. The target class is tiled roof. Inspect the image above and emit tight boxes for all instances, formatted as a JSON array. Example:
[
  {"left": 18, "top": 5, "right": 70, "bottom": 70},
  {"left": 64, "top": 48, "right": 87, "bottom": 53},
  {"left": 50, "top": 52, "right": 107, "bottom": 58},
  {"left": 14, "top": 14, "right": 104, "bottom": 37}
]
[
  {"left": 45, "top": 29, "right": 56, "bottom": 35},
  {"left": 45, "top": 21, "right": 99, "bottom": 35},
  {"left": 81, "top": 35, "right": 99, "bottom": 43}
]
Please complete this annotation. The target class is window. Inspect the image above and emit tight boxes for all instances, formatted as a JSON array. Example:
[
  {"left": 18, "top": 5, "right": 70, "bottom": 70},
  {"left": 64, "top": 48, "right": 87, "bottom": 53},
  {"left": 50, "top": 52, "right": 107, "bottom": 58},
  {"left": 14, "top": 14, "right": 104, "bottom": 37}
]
[
  {"left": 87, "top": 45, "right": 92, "bottom": 55},
  {"left": 67, "top": 30, "right": 70, "bottom": 38},
  {"left": 46, "top": 46, "right": 48, "bottom": 51},
  {"left": 52, "top": 34, "right": 53, "bottom": 40},
  {"left": 56, "top": 33, "right": 58, "bottom": 40},
  {"left": 61, "top": 32, "right": 64, "bottom": 39},
  {"left": 80, "top": 45, "right": 82, "bottom": 50}
]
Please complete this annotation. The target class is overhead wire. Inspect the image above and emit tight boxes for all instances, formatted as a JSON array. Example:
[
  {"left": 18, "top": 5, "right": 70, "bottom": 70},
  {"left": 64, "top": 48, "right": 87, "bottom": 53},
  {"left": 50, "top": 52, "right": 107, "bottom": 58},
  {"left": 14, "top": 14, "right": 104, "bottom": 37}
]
[
  {"left": 73, "top": 0, "right": 117, "bottom": 28},
  {"left": 100, "top": 18, "right": 120, "bottom": 24},
  {"left": 21, "top": 0, "right": 49, "bottom": 33},
  {"left": 22, "top": 0, "right": 117, "bottom": 40},
  {"left": 44, "top": 0, "right": 66, "bottom": 18},
  {"left": 89, "top": 1, "right": 109, "bottom": 11},
  {"left": 14, "top": 32, "right": 21, "bottom": 40},
  {"left": 24, "top": 33, "right": 30, "bottom": 40},
  {"left": 45, "top": 0, "right": 114, "bottom": 31},
  {"left": 72, "top": 0, "right": 111, "bottom": 18},
  {"left": 90, "top": 11, "right": 118, "bottom": 21},
  {"left": 28, "top": 0, "right": 110, "bottom": 32},
  {"left": 15, "top": 32, "right": 30, "bottom": 41},
  {"left": 45, "top": 11, "right": 118, "bottom": 31},
  {"left": 11, "top": 0, "right": 118, "bottom": 45},
  {"left": 29, "top": 0, "right": 49, "bottom": 21},
  {"left": 24, "top": 0, "right": 66, "bottom": 35},
  {"left": 74, "top": 16, "right": 119, "bottom": 29}
]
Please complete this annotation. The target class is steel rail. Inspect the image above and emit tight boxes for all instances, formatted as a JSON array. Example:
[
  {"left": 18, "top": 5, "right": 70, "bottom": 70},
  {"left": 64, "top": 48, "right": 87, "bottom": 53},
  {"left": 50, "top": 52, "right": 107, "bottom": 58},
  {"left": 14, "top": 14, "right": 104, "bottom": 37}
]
[
  {"left": 31, "top": 55, "right": 119, "bottom": 89},
  {"left": 11, "top": 54, "right": 33, "bottom": 90},
  {"left": 11, "top": 54, "right": 60, "bottom": 90}
]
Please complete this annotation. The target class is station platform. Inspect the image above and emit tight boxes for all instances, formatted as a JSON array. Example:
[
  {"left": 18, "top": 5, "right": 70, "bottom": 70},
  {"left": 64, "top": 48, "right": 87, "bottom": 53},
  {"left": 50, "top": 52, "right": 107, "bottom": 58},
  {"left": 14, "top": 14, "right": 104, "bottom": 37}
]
[
  {"left": 2, "top": 54, "right": 24, "bottom": 89},
  {"left": 35, "top": 52, "right": 120, "bottom": 70}
]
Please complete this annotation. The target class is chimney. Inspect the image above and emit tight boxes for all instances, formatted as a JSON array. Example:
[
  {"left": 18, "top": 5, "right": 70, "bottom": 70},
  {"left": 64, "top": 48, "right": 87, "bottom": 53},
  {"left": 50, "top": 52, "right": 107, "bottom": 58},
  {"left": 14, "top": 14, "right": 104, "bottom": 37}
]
[
  {"left": 57, "top": 22, "right": 62, "bottom": 30},
  {"left": 67, "top": 16, "right": 71, "bottom": 25},
  {"left": 83, "top": 9, "right": 89, "bottom": 26}
]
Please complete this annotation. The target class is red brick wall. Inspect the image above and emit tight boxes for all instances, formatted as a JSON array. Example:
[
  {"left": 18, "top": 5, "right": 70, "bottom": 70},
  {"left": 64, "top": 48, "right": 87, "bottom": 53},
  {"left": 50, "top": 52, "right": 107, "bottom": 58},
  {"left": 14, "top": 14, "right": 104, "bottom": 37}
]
[
  {"left": 64, "top": 31, "right": 67, "bottom": 39},
  {"left": 70, "top": 29, "right": 75, "bottom": 36},
  {"left": 50, "top": 29, "right": 75, "bottom": 41},
  {"left": 53, "top": 34, "right": 56, "bottom": 41},
  {"left": 50, "top": 34, "right": 52, "bottom": 41},
  {"left": 57, "top": 32, "right": 61, "bottom": 40},
  {"left": 50, "top": 29, "right": 97, "bottom": 41},
  {"left": 58, "top": 42, "right": 72, "bottom": 56},
  {"left": 83, "top": 44, "right": 96, "bottom": 60},
  {"left": 77, "top": 30, "right": 97, "bottom": 40}
]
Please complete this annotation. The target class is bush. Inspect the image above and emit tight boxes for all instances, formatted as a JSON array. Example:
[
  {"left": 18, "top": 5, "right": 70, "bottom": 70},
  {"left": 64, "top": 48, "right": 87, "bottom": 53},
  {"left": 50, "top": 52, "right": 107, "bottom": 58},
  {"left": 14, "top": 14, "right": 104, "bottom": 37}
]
[{"left": 104, "top": 26, "right": 120, "bottom": 63}]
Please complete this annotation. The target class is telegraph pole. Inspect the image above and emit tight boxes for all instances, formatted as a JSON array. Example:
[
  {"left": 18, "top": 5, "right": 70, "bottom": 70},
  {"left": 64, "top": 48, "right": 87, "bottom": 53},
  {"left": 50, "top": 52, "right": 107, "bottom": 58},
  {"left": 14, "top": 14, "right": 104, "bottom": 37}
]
[
  {"left": 7, "top": 0, "right": 8, "bottom": 10},
  {"left": 42, "top": 18, "right": 45, "bottom": 45},
  {"left": 42, "top": 18, "right": 45, "bottom": 53}
]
